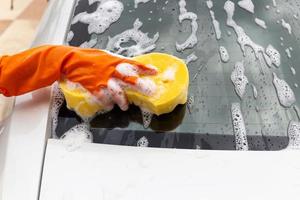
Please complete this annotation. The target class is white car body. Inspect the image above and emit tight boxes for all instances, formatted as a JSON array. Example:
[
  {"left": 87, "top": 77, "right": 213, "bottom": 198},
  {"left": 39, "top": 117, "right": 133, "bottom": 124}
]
[{"left": 0, "top": 0, "right": 300, "bottom": 199}]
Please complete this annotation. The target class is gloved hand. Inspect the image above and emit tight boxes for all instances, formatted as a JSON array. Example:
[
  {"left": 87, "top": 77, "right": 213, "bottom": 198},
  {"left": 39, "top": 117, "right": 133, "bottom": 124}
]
[{"left": 0, "top": 45, "right": 157, "bottom": 111}]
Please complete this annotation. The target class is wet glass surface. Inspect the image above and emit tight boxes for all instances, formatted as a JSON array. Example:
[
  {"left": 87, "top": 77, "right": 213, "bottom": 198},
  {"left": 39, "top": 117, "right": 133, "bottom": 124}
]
[{"left": 54, "top": 0, "right": 300, "bottom": 150}]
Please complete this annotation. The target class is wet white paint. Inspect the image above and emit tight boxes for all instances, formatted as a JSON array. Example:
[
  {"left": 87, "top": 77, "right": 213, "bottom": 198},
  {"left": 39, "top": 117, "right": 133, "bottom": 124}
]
[
  {"left": 238, "top": 0, "right": 254, "bottom": 14},
  {"left": 106, "top": 18, "right": 159, "bottom": 57},
  {"left": 231, "top": 103, "right": 249, "bottom": 151},
  {"left": 255, "top": 18, "right": 267, "bottom": 29},
  {"left": 72, "top": 0, "right": 124, "bottom": 34},
  {"left": 273, "top": 72, "right": 296, "bottom": 107},
  {"left": 231, "top": 61, "right": 248, "bottom": 99},
  {"left": 219, "top": 46, "right": 230, "bottom": 63}
]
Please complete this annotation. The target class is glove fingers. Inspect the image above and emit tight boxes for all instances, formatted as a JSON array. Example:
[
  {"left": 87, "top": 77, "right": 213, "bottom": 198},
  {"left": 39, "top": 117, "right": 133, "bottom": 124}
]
[
  {"left": 134, "top": 78, "right": 157, "bottom": 96},
  {"left": 93, "top": 88, "right": 114, "bottom": 110},
  {"left": 113, "top": 64, "right": 139, "bottom": 85},
  {"left": 123, "top": 59, "right": 158, "bottom": 75},
  {"left": 107, "top": 78, "right": 129, "bottom": 111}
]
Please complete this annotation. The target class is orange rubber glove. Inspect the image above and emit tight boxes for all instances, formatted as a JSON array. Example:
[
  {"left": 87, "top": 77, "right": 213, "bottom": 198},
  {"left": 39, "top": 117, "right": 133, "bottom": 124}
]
[{"left": 0, "top": 45, "right": 157, "bottom": 110}]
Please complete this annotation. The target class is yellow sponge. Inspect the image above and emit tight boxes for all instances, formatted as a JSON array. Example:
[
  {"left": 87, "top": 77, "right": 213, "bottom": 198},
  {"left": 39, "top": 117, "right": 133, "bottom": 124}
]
[{"left": 59, "top": 53, "right": 189, "bottom": 118}]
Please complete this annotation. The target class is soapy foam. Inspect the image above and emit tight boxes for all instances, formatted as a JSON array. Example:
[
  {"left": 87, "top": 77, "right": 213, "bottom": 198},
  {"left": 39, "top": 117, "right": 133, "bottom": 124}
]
[
  {"left": 237, "top": 0, "right": 254, "bottom": 14},
  {"left": 187, "top": 95, "right": 194, "bottom": 113},
  {"left": 106, "top": 18, "right": 159, "bottom": 57},
  {"left": 280, "top": 37, "right": 284, "bottom": 41},
  {"left": 66, "top": 80, "right": 84, "bottom": 91},
  {"left": 162, "top": 66, "right": 177, "bottom": 82},
  {"left": 255, "top": 18, "right": 267, "bottom": 29},
  {"left": 251, "top": 84, "right": 258, "bottom": 99},
  {"left": 281, "top": 19, "right": 292, "bottom": 35},
  {"left": 231, "top": 61, "right": 248, "bottom": 99},
  {"left": 206, "top": 1, "right": 221, "bottom": 40},
  {"left": 209, "top": 11, "right": 222, "bottom": 40},
  {"left": 176, "top": 0, "right": 198, "bottom": 52},
  {"left": 265, "top": 45, "right": 281, "bottom": 67},
  {"left": 137, "top": 136, "right": 149, "bottom": 147},
  {"left": 206, "top": 0, "right": 213, "bottom": 9},
  {"left": 72, "top": 0, "right": 124, "bottom": 34},
  {"left": 290, "top": 67, "right": 296, "bottom": 75},
  {"left": 134, "top": 0, "right": 156, "bottom": 8},
  {"left": 62, "top": 80, "right": 117, "bottom": 120},
  {"left": 116, "top": 63, "right": 139, "bottom": 77},
  {"left": 219, "top": 46, "right": 230, "bottom": 63},
  {"left": 272, "top": 0, "right": 277, "bottom": 7},
  {"left": 295, "top": 83, "right": 298, "bottom": 88},
  {"left": 60, "top": 123, "right": 93, "bottom": 151},
  {"left": 231, "top": 103, "right": 249, "bottom": 151},
  {"left": 286, "top": 121, "right": 300, "bottom": 149},
  {"left": 273, "top": 72, "right": 296, "bottom": 107},
  {"left": 285, "top": 48, "right": 292, "bottom": 58},
  {"left": 80, "top": 37, "right": 98, "bottom": 48},
  {"left": 224, "top": 1, "right": 277, "bottom": 68},
  {"left": 51, "top": 83, "right": 65, "bottom": 138},
  {"left": 134, "top": 78, "right": 157, "bottom": 96},
  {"left": 184, "top": 52, "right": 198, "bottom": 65},
  {"left": 141, "top": 109, "right": 153, "bottom": 128},
  {"left": 265, "top": 5, "right": 270, "bottom": 10},
  {"left": 67, "top": 31, "right": 74, "bottom": 43}
]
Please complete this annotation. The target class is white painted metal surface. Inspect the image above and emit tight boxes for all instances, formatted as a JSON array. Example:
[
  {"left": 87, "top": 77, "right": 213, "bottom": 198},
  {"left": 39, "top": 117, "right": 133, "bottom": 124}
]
[
  {"left": 40, "top": 139, "right": 300, "bottom": 200},
  {"left": 1, "top": 0, "right": 300, "bottom": 199},
  {"left": 0, "top": 0, "right": 76, "bottom": 199}
]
